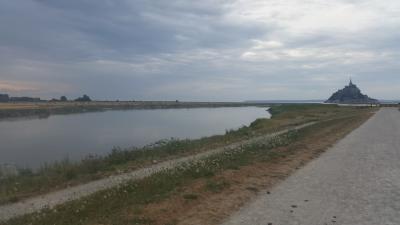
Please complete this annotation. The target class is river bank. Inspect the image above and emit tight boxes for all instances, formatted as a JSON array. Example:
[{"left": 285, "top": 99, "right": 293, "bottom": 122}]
[
  {"left": 0, "top": 104, "right": 376, "bottom": 225},
  {"left": 0, "top": 101, "right": 269, "bottom": 120}
]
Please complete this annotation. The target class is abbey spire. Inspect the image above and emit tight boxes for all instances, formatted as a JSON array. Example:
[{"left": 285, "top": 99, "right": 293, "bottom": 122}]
[{"left": 325, "top": 80, "right": 378, "bottom": 104}]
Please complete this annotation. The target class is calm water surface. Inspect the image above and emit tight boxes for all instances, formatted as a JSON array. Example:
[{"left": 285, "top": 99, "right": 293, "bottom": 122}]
[{"left": 0, "top": 107, "right": 270, "bottom": 168}]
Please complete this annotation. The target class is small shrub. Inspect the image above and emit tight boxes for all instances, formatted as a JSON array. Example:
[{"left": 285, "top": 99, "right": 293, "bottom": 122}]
[
  {"left": 130, "top": 217, "right": 154, "bottom": 224},
  {"left": 63, "top": 169, "right": 77, "bottom": 180},
  {"left": 205, "top": 179, "right": 230, "bottom": 193},
  {"left": 183, "top": 193, "right": 199, "bottom": 200},
  {"left": 246, "top": 186, "right": 259, "bottom": 192},
  {"left": 8, "top": 195, "right": 19, "bottom": 203}
]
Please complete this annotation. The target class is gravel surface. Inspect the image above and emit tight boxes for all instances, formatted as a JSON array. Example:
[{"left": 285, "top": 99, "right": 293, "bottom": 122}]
[
  {"left": 0, "top": 122, "right": 314, "bottom": 222},
  {"left": 222, "top": 108, "right": 400, "bottom": 225}
]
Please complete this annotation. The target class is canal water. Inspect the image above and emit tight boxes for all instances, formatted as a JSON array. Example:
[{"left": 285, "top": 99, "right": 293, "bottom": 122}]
[{"left": 0, "top": 107, "right": 270, "bottom": 168}]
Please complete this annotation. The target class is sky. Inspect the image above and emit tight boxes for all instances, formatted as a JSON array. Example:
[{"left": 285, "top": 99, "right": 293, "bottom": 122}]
[{"left": 0, "top": 0, "right": 399, "bottom": 101}]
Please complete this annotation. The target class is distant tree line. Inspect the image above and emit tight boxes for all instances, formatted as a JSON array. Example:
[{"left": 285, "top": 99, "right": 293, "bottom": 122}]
[
  {"left": 0, "top": 94, "right": 9, "bottom": 102},
  {"left": 74, "top": 94, "right": 92, "bottom": 102},
  {"left": 0, "top": 94, "right": 41, "bottom": 102},
  {"left": 0, "top": 93, "right": 92, "bottom": 103},
  {"left": 50, "top": 95, "right": 92, "bottom": 102}
]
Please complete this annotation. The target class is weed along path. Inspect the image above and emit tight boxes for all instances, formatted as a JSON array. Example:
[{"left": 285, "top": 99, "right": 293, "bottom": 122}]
[
  {"left": 222, "top": 108, "right": 400, "bottom": 225},
  {"left": 0, "top": 122, "right": 315, "bottom": 221}
]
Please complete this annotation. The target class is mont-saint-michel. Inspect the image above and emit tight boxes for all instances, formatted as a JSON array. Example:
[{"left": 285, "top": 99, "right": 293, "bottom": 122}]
[{"left": 325, "top": 80, "right": 379, "bottom": 104}]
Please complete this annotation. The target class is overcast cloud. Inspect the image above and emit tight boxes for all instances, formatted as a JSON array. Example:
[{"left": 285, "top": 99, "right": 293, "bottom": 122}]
[{"left": 0, "top": 0, "right": 399, "bottom": 100}]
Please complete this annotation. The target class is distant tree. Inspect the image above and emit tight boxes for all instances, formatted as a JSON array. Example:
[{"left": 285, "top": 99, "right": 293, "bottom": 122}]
[
  {"left": 0, "top": 94, "right": 9, "bottom": 102},
  {"left": 74, "top": 94, "right": 92, "bottom": 102},
  {"left": 60, "top": 96, "right": 68, "bottom": 101}
]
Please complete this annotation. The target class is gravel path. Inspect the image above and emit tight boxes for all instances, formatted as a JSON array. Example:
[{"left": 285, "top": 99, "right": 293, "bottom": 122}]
[
  {"left": 0, "top": 122, "right": 314, "bottom": 222},
  {"left": 222, "top": 108, "right": 400, "bottom": 225}
]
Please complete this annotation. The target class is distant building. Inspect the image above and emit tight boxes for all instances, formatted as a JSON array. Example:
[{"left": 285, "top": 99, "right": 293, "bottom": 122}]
[
  {"left": 325, "top": 80, "right": 379, "bottom": 104},
  {"left": 10, "top": 97, "right": 41, "bottom": 102},
  {"left": 74, "top": 94, "right": 92, "bottom": 102},
  {"left": 60, "top": 96, "right": 68, "bottom": 101},
  {"left": 0, "top": 94, "right": 9, "bottom": 102}
]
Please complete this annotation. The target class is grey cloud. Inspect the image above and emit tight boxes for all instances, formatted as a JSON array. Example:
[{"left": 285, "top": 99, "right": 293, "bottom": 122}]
[
  {"left": 24, "top": 0, "right": 265, "bottom": 60},
  {"left": 0, "top": 0, "right": 400, "bottom": 100}
]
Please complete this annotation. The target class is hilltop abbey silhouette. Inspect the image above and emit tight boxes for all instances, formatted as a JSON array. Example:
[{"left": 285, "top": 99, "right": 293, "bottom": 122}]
[{"left": 325, "top": 79, "right": 379, "bottom": 104}]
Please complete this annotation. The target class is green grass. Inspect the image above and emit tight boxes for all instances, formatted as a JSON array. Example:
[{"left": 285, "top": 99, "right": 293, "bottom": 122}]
[{"left": 0, "top": 104, "right": 374, "bottom": 205}]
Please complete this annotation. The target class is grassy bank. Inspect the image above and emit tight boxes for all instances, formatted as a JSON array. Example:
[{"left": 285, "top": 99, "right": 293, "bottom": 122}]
[
  {"left": 0, "top": 104, "right": 374, "bottom": 206},
  {"left": 2, "top": 106, "right": 375, "bottom": 225},
  {"left": 2, "top": 130, "right": 302, "bottom": 225}
]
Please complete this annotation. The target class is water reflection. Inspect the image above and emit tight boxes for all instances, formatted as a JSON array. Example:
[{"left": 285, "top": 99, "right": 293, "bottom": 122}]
[{"left": 0, "top": 107, "right": 270, "bottom": 168}]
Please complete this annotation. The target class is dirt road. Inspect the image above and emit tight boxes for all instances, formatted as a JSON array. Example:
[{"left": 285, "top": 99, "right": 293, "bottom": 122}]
[{"left": 222, "top": 108, "right": 400, "bottom": 225}]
